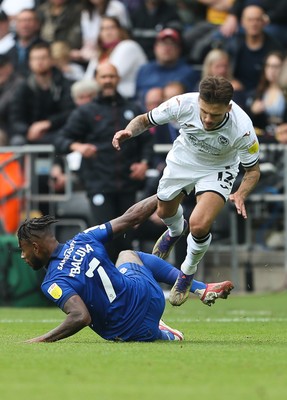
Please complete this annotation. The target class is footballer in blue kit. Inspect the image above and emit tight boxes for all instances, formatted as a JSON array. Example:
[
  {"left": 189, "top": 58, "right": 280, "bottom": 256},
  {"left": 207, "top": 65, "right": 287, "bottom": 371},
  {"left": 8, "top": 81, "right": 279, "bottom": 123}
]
[{"left": 18, "top": 195, "right": 234, "bottom": 343}]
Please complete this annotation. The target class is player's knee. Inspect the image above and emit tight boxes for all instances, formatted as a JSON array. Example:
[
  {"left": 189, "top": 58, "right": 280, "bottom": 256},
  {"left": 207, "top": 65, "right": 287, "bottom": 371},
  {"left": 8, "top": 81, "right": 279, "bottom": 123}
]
[
  {"left": 189, "top": 218, "right": 210, "bottom": 237},
  {"left": 115, "top": 250, "right": 142, "bottom": 267}
]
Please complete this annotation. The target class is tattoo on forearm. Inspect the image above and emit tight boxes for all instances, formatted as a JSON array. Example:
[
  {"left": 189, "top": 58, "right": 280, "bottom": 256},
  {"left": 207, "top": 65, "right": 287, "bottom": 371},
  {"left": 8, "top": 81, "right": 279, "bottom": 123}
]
[{"left": 126, "top": 116, "right": 152, "bottom": 136}]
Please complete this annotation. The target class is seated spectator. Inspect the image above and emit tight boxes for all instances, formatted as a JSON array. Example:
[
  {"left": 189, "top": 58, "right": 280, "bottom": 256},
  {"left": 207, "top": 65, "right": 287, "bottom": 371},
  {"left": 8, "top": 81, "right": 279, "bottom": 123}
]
[
  {"left": 220, "top": 0, "right": 287, "bottom": 47},
  {"left": 71, "top": 0, "right": 131, "bottom": 64},
  {"left": 36, "top": 0, "right": 82, "bottom": 50},
  {"left": 136, "top": 27, "right": 199, "bottom": 108},
  {"left": 0, "top": 10, "right": 15, "bottom": 54},
  {"left": 70, "top": 78, "right": 99, "bottom": 106},
  {"left": 223, "top": 4, "right": 284, "bottom": 97},
  {"left": 84, "top": 16, "right": 147, "bottom": 99},
  {"left": 4, "top": 8, "right": 44, "bottom": 77},
  {"left": 50, "top": 78, "right": 99, "bottom": 193},
  {"left": 0, "top": 54, "right": 23, "bottom": 141},
  {"left": 200, "top": 47, "right": 247, "bottom": 108},
  {"left": 50, "top": 41, "right": 85, "bottom": 82},
  {"left": 183, "top": 0, "right": 235, "bottom": 64},
  {"left": 130, "top": 0, "right": 182, "bottom": 60},
  {"left": 9, "top": 42, "right": 75, "bottom": 146},
  {"left": 245, "top": 50, "right": 287, "bottom": 246},
  {"left": 246, "top": 51, "right": 286, "bottom": 142}
]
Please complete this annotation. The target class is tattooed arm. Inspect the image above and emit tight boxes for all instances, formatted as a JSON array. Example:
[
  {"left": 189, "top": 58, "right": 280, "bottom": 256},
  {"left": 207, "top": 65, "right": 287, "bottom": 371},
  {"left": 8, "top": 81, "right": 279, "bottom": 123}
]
[
  {"left": 229, "top": 163, "right": 261, "bottom": 219},
  {"left": 112, "top": 113, "right": 153, "bottom": 150}
]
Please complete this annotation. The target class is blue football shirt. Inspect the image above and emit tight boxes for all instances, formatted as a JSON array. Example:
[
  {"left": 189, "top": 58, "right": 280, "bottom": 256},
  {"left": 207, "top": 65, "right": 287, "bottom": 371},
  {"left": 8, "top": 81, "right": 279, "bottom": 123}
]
[{"left": 41, "top": 222, "right": 163, "bottom": 341}]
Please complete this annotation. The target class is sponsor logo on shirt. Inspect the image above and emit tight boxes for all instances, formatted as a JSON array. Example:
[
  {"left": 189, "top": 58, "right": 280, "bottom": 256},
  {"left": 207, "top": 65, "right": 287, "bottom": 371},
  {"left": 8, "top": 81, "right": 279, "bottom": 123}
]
[
  {"left": 48, "top": 283, "right": 62, "bottom": 299},
  {"left": 187, "top": 134, "right": 221, "bottom": 155}
]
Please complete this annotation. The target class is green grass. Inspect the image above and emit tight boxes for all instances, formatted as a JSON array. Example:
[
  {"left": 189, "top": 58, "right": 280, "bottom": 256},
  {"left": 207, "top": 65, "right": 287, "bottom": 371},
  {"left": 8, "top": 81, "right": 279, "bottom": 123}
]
[{"left": 1, "top": 291, "right": 287, "bottom": 400}]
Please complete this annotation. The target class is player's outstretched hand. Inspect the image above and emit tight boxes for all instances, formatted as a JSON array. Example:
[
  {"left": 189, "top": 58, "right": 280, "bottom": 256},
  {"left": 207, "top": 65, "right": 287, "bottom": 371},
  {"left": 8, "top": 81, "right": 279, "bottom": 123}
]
[
  {"left": 229, "top": 192, "right": 247, "bottom": 219},
  {"left": 112, "top": 130, "right": 133, "bottom": 150}
]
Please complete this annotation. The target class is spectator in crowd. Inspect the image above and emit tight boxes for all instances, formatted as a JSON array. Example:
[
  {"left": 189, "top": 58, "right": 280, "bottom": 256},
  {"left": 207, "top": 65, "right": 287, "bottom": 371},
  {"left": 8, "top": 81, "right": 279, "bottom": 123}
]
[
  {"left": 49, "top": 78, "right": 99, "bottom": 194},
  {"left": 220, "top": 0, "right": 287, "bottom": 47},
  {"left": 36, "top": 0, "right": 82, "bottom": 50},
  {"left": 224, "top": 4, "right": 284, "bottom": 97},
  {"left": 85, "top": 16, "right": 147, "bottom": 99},
  {"left": 0, "top": 10, "right": 15, "bottom": 54},
  {"left": 136, "top": 28, "right": 199, "bottom": 108},
  {"left": 200, "top": 47, "right": 246, "bottom": 108},
  {"left": 5, "top": 8, "right": 44, "bottom": 77},
  {"left": 9, "top": 42, "right": 75, "bottom": 146},
  {"left": 55, "top": 62, "right": 154, "bottom": 262},
  {"left": 130, "top": 0, "right": 182, "bottom": 60},
  {"left": 183, "top": 0, "right": 235, "bottom": 64},
  {"left": 0, "top": 54, "right": 23, "bottom": 141},
  {"left": 246, "top": 50, "right": 286, "bottom": 140},
  {"left": 70, "top": 78, "right": 99, "bottom": 106},
  {"left": 243, "top": 50, "right": 287, "bottom": 247},
  {"left": 50, "top": 40, "right": 85, "bottom": 82},
  {"left": 71, "top": 0, "right": 131, "bottom": 64}
]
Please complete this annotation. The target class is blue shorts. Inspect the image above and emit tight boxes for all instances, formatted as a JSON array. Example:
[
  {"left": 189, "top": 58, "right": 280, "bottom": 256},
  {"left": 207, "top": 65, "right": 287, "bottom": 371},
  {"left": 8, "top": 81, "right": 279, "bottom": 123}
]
[{"left": 117, "top": 262, "right": 165, "bottom": 342}]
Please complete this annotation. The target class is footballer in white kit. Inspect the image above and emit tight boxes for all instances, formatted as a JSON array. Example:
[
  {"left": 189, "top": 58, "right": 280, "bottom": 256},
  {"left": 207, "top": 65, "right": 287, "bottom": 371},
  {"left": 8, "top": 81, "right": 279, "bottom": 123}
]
[
  {"left": 112, "top": 76, "right": 260, "bottom": 307},
  {"left": 148, "top": 92, "right": 259, "bottom": 202}
]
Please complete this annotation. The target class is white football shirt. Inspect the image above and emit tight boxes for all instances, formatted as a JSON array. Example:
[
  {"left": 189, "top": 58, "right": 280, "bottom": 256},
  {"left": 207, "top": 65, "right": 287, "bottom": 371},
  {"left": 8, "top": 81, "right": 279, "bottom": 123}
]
[{"left": 148, "top": 93, "right": 259, "bottom": 175}]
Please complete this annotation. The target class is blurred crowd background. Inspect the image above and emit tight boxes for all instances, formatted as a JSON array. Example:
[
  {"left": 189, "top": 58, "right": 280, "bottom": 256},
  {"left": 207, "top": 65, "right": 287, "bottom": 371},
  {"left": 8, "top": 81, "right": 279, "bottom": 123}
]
[{"left": 1, "top": 0, "right": 287, "bottom": 262}]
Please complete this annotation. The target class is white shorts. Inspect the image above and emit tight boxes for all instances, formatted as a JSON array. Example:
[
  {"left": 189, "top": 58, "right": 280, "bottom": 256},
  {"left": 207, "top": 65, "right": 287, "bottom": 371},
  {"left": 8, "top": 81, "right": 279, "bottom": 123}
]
[{"left": 157, "top": 161, "right": 238, "bottom": 202}]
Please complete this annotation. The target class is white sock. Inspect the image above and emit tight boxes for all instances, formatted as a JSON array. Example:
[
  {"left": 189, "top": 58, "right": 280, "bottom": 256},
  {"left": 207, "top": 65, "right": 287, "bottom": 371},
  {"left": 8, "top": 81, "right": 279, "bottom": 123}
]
[
  {"left": 181, "top": 232, "right": 212, "bottom": 275},
  {"left": 161, "top": 205, "right": 184, "bottom": 237}
]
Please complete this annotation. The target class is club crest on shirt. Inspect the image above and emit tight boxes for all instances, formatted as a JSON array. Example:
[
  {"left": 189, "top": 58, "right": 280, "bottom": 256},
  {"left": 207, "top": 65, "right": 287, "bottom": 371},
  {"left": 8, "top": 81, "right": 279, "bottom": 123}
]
[
  {"left": 218, "top": 135, "right": 229, "bottom": 146},
  {"left": 48, "top": 283, "right": 62, "bottom": 299}
]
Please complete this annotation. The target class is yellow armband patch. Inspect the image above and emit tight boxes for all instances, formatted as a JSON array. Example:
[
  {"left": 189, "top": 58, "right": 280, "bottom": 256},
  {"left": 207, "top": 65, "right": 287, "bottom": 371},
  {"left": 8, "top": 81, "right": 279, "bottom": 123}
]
[
  {"left": 248, "top": 140, "right": 259, "bottom": 154},
  {"left": 48, "top": 283, "right": 63, "bottom": 299}
]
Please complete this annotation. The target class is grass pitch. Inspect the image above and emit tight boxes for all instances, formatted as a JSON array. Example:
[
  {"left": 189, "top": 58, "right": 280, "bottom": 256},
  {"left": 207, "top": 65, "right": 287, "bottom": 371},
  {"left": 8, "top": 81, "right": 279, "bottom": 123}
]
[{"left": 1, "top": 291, "right": 286, "bottom": 400}]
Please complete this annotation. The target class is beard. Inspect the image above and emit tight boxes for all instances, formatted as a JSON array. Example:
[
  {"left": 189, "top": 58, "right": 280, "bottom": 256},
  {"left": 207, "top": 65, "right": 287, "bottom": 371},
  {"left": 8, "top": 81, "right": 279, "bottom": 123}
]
[{"left": 27, "top": 255, "right": 44, "bottom": 271}]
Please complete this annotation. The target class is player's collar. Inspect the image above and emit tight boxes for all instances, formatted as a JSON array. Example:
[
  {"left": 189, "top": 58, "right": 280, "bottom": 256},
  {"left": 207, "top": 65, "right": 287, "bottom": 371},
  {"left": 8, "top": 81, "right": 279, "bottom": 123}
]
[{"left": 208, "top": 112, "right": 230, "bottom": 132}]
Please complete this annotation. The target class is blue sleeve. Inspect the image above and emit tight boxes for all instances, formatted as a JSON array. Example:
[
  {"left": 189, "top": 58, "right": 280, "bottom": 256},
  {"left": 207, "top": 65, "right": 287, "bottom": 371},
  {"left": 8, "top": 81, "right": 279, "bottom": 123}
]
[
  {"left": 81, "top": 221, "right": 113, "bottom": 243},
  {"left": 41, "top": 279, "right": 78, "bottom": 310}
]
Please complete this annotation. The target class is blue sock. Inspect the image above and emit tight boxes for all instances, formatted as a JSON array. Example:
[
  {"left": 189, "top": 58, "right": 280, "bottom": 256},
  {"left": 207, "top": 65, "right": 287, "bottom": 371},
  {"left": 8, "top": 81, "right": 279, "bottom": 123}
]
[{"left": 136, "top": 251, "right": 206, "bottom": 293}]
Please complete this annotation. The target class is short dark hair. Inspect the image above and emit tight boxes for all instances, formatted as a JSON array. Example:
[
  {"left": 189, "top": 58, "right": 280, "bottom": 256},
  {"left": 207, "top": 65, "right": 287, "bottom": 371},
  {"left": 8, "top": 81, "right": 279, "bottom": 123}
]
[
  {"left": 199, "top": 76, "right": 233, "bottom": 105},
  {"left": 17, "top": 215, "right": 58, "bottom": 242},
  {"left": 29, "top": 41, "right": 51, "bottom": 55}
]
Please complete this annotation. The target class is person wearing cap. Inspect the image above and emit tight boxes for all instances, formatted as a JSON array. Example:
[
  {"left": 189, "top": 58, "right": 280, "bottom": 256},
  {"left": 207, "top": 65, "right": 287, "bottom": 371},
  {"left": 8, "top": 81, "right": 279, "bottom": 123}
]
[
  {"left": 0, "top": 10, "right": 15, "bottom": 54},
  {"left": 135, "top": 27, "right": 199, "bottom": 109}
]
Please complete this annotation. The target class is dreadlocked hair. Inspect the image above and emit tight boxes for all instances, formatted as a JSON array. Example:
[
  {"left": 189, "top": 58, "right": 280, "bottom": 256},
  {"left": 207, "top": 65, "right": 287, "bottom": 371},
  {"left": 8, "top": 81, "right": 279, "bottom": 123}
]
[{"left": 17, "top": 215, "right": 58, "bottom": 242}]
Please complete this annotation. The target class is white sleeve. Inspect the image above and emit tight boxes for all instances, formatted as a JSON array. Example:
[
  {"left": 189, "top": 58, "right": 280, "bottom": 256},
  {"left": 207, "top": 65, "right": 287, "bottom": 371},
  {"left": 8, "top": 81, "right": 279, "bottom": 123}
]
[{"left": 148, "top": 96, "right": 183, "bottom": 126}]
